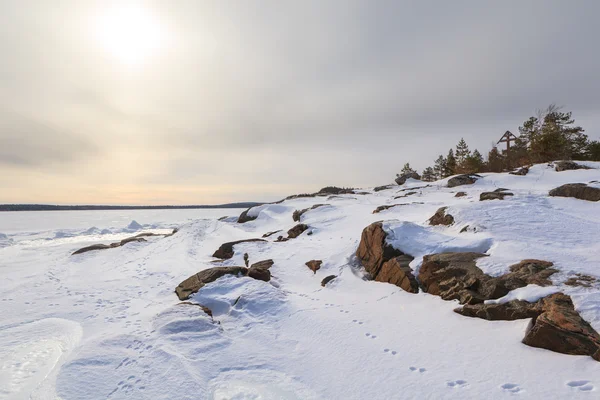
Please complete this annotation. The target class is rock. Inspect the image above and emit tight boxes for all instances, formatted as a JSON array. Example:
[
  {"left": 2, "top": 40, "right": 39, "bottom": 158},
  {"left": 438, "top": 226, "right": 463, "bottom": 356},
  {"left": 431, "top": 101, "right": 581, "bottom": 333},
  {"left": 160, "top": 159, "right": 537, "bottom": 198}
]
[
  {"left": 164, "top": 228, "right": 179, "bottom": 237},
  {"left": 564, "top": 274, "right": 597, "bottom": 288},
  {"left": 509, "top": 167, "right": 529, "bottom": 176},
  {"left": 376, "top": 255, "right": 419, "bottom": 293},
  {"left": 321, "top": 275, "right": 337, "bottom": 287},
  {"left": 374, "top": 185, "right": 394, "bottom": 192},
  {"left": 178, "top": 301, "right": 214, "bottom": 318},
  {"left": 293, "top": 204, "right": 328, "bottom": 222},
  {"left": 287, "top": 224, "right": 309, "bottom": 239},
  {"left": 395, "top": 171, "right": 421, "bottom": 185},
  {"left": 549, "top": 183, "right": 600, "bottom": 202},
  {"left": 393, "top": 191, "right": 417, "bottom": 199},
  {"left": 523, "top": 293, "right": 600, "bottom": 361},
  {"left": 459, "top": 225, "right": 469, "bottom": 233},
  {"left": 455, "top": 192, "right": 467, "bottom": 197},
  {"left": 554, "top": 161, "right": 592, "bottom": 172},
  {"left": 317, "top": 187, "right": 355, "bottom": 195},
  {"left": 372, "top": 204, "right": 408, "bottom": 214},
  {"left": 262, "top": 230, "right": 281, "bottom": 238},
  {"left": 501, "top": 259, "right": 557, "bottom": 289},
  {"left": 480, "top": 191, "right": 514, "bottom": 201},
  {"left": 237, "top": 207, "right": 258, "bottom": 223},
  {"left": 447, "top": 174, "right": 481, "bottom": 188},
  {"left": 175, "top": 266, "right": 248, "bottom": 300},
  {"left": 428, "top": 207, "right": 454, "bottom": 226},
  {"left": 456, "top": 300, "right": 540, "bottom": 321},
  {"left": 276, "top": 236, "right": 289, "bottom": 242},
  {"left": 212, "top": 239, "right": 266, "bottom": 259},
  {"left": 120, "top": 237, "right": 147, "bottom": 246},
  {"left": 248, "top": 259, "right": 274, "bottom": 282},
  {"left": 418, "top": 252, "right": 493, "bottom": 304},
  {"left": 305, "top": 260, "right": 322, "bottom": 274},
  {"left": 356, "top": 222, "right": 403, "bottom": 279},
  {"left": 72, "top": 243, "right": 112, "bottom": 255}
]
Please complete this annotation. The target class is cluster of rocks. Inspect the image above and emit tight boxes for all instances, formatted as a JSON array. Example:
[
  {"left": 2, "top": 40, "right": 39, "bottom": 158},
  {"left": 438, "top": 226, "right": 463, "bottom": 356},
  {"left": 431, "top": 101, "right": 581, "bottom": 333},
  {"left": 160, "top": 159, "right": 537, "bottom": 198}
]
[
  {"left": 72, "top": 229, "right": 178, "bottom": 255},
  {"left": 175, "top": 259, "right": 274, "bottom": 301},
  {"left": 356, "top": 221, "right": 600, "bottom": 361},
  {"left": 480, "top": 188, "right": 514, "bottom": 201},
  {"left": 428, "top": 207, "right": 454, "bottom": 226}
]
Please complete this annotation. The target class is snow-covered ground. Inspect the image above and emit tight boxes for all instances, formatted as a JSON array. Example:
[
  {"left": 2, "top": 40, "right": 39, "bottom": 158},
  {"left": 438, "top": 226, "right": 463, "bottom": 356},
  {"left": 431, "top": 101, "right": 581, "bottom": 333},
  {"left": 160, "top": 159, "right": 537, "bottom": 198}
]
[{"left": 1, "top": 163, "right": 599, "bottom": 399}]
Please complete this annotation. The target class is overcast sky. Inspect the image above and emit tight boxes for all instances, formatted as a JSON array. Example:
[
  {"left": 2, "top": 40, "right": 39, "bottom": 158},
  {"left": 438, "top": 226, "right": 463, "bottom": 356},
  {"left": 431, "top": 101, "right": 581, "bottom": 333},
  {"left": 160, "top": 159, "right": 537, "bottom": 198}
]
[{"left": 1, "top": 0, "right": 599, "bottom": 205}]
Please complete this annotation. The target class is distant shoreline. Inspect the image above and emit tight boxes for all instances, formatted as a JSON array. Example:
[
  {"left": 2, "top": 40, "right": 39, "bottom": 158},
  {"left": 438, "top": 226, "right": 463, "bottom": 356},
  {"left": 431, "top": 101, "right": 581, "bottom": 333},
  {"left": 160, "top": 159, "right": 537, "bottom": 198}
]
[{"left": 0, "top": 203, "right": 262, "bottom": 212}]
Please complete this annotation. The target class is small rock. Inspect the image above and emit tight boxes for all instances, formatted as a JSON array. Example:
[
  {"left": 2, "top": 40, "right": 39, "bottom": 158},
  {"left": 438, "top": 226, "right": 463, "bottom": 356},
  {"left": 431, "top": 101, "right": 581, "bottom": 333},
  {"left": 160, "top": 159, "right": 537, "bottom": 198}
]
[
  {"left": 293, "top": 204, "right": 328, "bottom": 222},
  {"left": 564, "top": 274, "right": 597, "bottom": 288},
  {"left": 509, "top": 167, "right": 529, "bottom": 176},
  {"left": 480, "top": 191, "right": 514, "bottom": 201},
  {"left": 428, "top": 207, "right": 454, "bottom": 226},
  {"left": 212, "top": 239, "right": 266, "bottom": 259},
  {"left": 447, "top": 174, "right": 481, "bottom": 188},
  {"left": 321, "top": 275, "right": 337, "bottom": 287},
  {"left": 247, "top": 259, "right": 274, "bottom": 282},
  {"left": 374, "top": 185, "right": 394, "bottom": 192},
  {"left": 305, "top": 260, "right": 322, "bottom": 274},
  {"left": 287, "top": 224, "right": 309, "bottom": 239},
  {"left": 175, "top": 266, "right": 248, "bottom": 300},
  {"left": 262, "top": 230, "right": 281, "bottom": 238},
  {"left": 455, "top": 192, "right": 467, "bottom": 197}
]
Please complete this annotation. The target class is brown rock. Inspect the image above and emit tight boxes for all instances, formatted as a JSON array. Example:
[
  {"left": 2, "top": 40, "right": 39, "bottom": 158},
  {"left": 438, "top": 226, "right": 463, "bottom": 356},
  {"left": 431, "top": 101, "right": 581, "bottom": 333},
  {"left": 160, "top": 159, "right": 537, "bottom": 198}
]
[
  {"left": 549, "top": 183, "right": 600, "bottom": 202},
  {"left": 356, "top": 222, "right": 403, "bottom": 279},
  {"left": 456, "top": 300, "right": 541, "bottom": 321},
  {"left": 262, "top": 230, "right": 281, "bottom": 238},
  {"left": 72, "top": 243, "right": 112, "bottom": 255},
  {"left": 395, "top": 171, "right": 421, "bottom": 185},
  {"left": 509, "top": 167, "right": 529, "bottom": 176},
  {"left": 120, "top": 237, "right": 147, "bottom": 246},
  {"left": 523, "top": 293, "right": 600, "bottom": 361},
  {"left": 376, "top": 255, "right": 418, "bottom": 293},
  {"left": 321, "top": 275, "right": 337, "bottom": 287},
  {"left": 178, "top": 301, "right": 213, "bottom": 318},
  {"left": 287, "top": 224, "right": 309, "bottom": 239},
  {"left": 293, "top": 204, "right": 328, "bottom": 222},
  {"left": 447, "top": 174, "right": 481, "bottom": 188},
  {"left": 212, "top": 239, "right": 266, "bottom": 259},
  {"left": 455, "top": 192, "right": 467, "bottom": 197},
  {"left": 501, "top": 259, "right": 557, "bottom": 289},
  {"left": 555, "top": 161, "right": 592, "bottom": 172},
  {"left": 305, "top": 260, "right": 323, "bottom": 274},
  {"left": 175, "top": 266, "right": 248, "bottom": 300},
  {"left": 372, "top": 204, "right": 408, "bottom": 214},
  {"left": 480, "top": 191, "right": 514, "bottom": 201},
  {"left": 564, "top": 274, "right": 598, "bottom": 288},
  {"left": 237, "top": 207, "right": 258, "bottom": 223},
  {"left": 248, "top": 259, "right": 274, "bottom": 282},
  {"left": 428, "top": 207, "right": 454, "bottom": 226}
]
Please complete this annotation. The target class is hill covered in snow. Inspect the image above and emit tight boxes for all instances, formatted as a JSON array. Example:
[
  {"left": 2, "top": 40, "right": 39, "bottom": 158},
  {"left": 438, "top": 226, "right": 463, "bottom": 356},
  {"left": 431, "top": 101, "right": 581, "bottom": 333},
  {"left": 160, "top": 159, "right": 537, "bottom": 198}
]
[{"left": 1, "top": 161, "right": 599, "bottom": 399}]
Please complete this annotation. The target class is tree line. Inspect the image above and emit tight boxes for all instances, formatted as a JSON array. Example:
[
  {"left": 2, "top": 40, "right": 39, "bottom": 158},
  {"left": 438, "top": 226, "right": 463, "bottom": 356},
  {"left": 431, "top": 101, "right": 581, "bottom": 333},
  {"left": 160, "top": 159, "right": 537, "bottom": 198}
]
[{"left": 400, "top": 105, "right": 600, "bottom": 181}]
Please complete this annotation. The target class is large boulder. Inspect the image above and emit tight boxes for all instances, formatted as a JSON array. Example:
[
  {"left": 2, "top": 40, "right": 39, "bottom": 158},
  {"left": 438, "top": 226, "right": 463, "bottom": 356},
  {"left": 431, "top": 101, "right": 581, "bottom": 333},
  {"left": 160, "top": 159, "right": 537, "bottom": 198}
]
[
  {"left": 212, "top": 239, "right": 266, "bottom": 259},
  {"left": 523, "top": 293, "right": 600, "bottom": 361},
  {"left": 237, "top": 207, "right": 258, "bottom": 223},
  {"left": 549, "top": 183, "right": 600, "bottom": 202},
  {"left": 247, "top": 259, "right": 274, "bottom": 282},
  {"left": 175, "top": 266, "right": 248, "bottom": 300},
  {"left": 447, "top": 174, "right": 481, "bottom": 188},
  {"left": 395, "top": 171, "right": 420, "bottom": 185},
  {"left": 356, "top": 222, "right": 418, "bottom": 293},
  {"left": 293, "top": 204, "right": 328, "bottom": 222},
  {"left": 376, "top": 255, "right": 419, "bottom": 293},
  {"left": 554, "top": 161, "right": 591, "bottom": 172},
  {"left": 428, "top": 207, "right": 454, "bottom": 226}
]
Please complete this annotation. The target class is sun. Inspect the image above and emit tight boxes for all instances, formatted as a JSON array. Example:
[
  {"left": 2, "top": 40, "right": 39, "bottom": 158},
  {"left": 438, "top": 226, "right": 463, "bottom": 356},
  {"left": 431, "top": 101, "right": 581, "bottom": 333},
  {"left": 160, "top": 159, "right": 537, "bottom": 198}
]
[{"left": 94, "top": 4, "right": 165, "bottom": 66}]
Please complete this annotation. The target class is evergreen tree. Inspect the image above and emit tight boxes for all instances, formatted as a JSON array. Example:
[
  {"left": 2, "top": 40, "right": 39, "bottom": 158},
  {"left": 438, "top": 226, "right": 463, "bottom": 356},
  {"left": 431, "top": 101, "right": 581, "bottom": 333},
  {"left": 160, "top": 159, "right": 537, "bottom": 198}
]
[
  {"left": 487, "top": 146, "right": 504, "bottom": 172},
  {"left": 445, "top": 149, "right": 457, "bottom": 177},
  {"left": 455, "top": 138, "right": 471, "bottom": 173},
  {"left": 401, "top": 162, "right": 416, "bottom": 174},
  {"left": 433, "top": 155, "right": 447, "bottom": 180},
  {"left": 421, "top": 167, "right": 435, "bottom": 182},
  {"left": 585, "top": 140, "right": 600, "bottom": 161},
  {"left": 464, "top": 149, "right": 484, "bottom": 173}
]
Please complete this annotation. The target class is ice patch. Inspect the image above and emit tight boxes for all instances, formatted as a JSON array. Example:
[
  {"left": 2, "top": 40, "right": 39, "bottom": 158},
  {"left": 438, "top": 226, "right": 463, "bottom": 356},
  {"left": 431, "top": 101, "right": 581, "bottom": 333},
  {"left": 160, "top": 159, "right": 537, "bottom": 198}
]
[
  {"left": 485, "top": 285, "right": 560, "bottom": 305},
  {"left": 84, "top": 227, "right": 101, "bottom": 235},
  {"left": 127, "top": 220, "right": 143, "bottom": 231}
]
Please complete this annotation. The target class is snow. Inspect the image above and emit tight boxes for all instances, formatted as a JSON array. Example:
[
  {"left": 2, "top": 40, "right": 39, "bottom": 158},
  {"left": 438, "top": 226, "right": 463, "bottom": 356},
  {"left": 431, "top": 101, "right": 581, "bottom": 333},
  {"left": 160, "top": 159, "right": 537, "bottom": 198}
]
[
  {"left": 1, "top": 163, "right": 600, "bottom": 399},
  {"left": 485, "top": 285, "right": 560, "bottom": 305}
]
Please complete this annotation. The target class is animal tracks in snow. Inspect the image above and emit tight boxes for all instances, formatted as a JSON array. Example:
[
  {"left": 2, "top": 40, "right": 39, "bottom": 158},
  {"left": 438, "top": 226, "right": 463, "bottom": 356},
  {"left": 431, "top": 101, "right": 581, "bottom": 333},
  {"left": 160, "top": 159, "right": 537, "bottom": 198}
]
[
  {"left": 409, "top": 366, "right": 426, "bottom": 373},
  {"left": 500, "top": 383, "right": 522, "bottom": 393},
  {"left": 567, "top": 380, "right": 595, "bottom": 392},
  {"left": 446, "top": 380, "right": 468, "bottom": 389}
]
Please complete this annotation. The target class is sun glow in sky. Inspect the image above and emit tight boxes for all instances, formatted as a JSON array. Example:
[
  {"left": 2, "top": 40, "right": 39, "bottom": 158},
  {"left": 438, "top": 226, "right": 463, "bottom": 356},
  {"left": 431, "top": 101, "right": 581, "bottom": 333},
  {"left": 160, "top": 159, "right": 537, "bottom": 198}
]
[{"left": 93, "top": 4, "right": 166, "bottom": 66}]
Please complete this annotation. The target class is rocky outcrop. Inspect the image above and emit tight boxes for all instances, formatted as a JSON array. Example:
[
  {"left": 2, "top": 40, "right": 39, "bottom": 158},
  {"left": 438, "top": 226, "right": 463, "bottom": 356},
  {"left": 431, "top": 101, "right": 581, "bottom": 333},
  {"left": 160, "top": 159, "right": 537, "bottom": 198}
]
[
  {"left": 356, "top": 222, "right": 418, "bottom": 293},
  {"left": 393, "top": 191, "right": 417, "bottom": 199},
  {"left": 456, "top": 293, "right": 600, "bottom": 361},
  {"left": 175, "top": 266, "right": 248, "bottom": 300},
  {"left": 212, "top": 239, "right": 266, "bottom": 259},
  {"left": 374, "top": 185, "right": 394, "bottom": 192},
  {"left": 509, "top": 167, "right": 529, "bottom": 176},
  {"left": 376, "top": 255, "right": 419, "bottom": 293},
  {"left": 72, "top": 230, "right": 180, "bottom": 255},
  {"left": 564, "top": 274, "right": 597, "bottom": 288},
  {"left": 247, "top": 259, "right": 274, "bottom": 282},
  {"left": 287, "top": 224, "right": 309, "bottom": 239},
  {"left": 317, "top": 187, "right": 355, "bottom": 195},
  {"left": 293, "top": 204, "right": 328, "bottom": 222},
  {"left": 549, "top": 183, "right": 600, "bottom": 202},
  {"left": 237, "top": 208, "right": 258, "bottom": 223},
  {"left": 305, "top": 260, "right": 322, "bottom": 274},
  {"left": 428, "top": 207, "right": 454, "bottom": 226},
  {"left": 262, "top": 230, "right": 281, "bottom": 238},
  {"left": 554, "top": 161, "right": 592, "bottom": 172},
  {"left": 523, "top": 294, "right": 600, "bottom": 361},
  {"left": 419, "top": 254, "right": 557, "bottom": 305},
  {"left": 395, "top": 171, "right": 421, "bottom": 185},
  {"left": 447, "top": 174, "right": 481, "bottom": 188},
  {"left": 321, "top": 275, "right": 337, "bottom": 287},
  {"left": 455, "top": 192, "right": 467, "bottom": 197},
  {"left": 480, "top": 189, "right": 514, "bottom": 201},
  {"left": 373, "top": 204, "right": 408, "bottom": 214}
]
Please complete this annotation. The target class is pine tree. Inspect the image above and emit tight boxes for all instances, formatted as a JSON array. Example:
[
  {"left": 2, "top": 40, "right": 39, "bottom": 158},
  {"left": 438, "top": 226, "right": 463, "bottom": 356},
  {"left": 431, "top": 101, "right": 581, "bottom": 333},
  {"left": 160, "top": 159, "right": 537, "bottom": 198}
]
[
  {"left": 401, "top": 162, "right": 416, "bottom": 174},
  {"left": 445, "top": 149, "right": 457, "bottom": 177},
  {"left": 487, "top": 146, "right": 504, "bottom": 172},
  {"left": 455, "top": 138, "right": 471, "bottom": 166},
  {"left": 585, "top": 140, "right": 600, "bottom": 161},
  {"left": 421, "top": 167, "right": 435, "bottom": 182},
  {"left": 433, "top": 155, "right": 447, "bottom": 180},
  {"left": 464, "top": 149, "right": 484, "bottom": 173}
]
